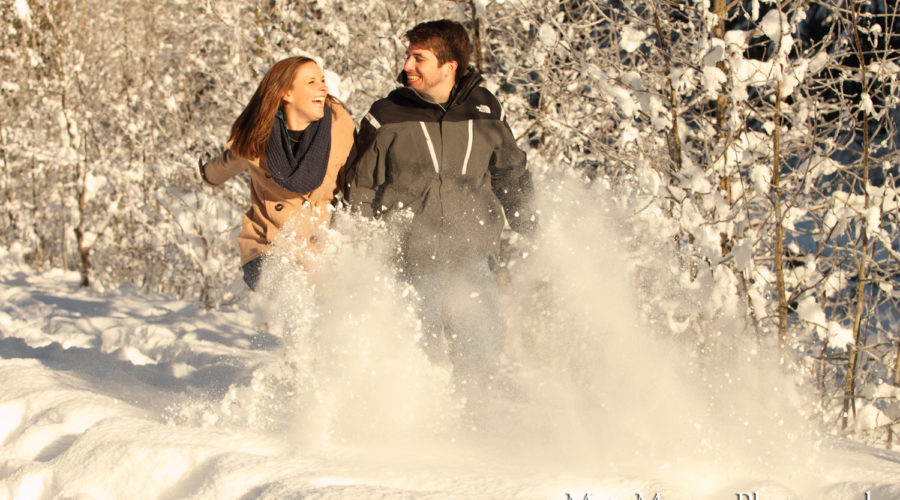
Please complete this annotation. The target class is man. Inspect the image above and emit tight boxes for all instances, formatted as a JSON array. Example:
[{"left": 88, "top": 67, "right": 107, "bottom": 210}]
[{"left": 345, "top": 19, "right": 535, "bottom": 398}]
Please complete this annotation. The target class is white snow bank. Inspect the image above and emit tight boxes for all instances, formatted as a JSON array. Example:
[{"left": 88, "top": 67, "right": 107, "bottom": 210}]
[{"left": 2, "top": 175, "right": 900, "bottom": 499}]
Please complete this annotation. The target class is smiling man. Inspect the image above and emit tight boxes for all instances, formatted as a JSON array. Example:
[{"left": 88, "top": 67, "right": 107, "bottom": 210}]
[{"left": 345, "top": 20, "right": 535, "bottom": 407}]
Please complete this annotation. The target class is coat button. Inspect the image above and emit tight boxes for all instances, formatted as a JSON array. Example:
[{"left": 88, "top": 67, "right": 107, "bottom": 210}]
[
  {"left": 265, "top": 173, "right": 271, "bottom": 178},
  {"left": 274, "top": 203, "right": 284, "bottom": 211}
]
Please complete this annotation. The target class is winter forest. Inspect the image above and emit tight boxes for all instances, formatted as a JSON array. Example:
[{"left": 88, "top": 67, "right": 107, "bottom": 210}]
[{"left": 2, "top": 0, "right": 900, "bottom": 496}]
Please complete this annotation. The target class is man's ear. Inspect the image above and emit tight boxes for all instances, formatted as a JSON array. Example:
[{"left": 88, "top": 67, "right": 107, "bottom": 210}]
[{"left": 446, "top": 60, "right": 458, "bottom": 77}]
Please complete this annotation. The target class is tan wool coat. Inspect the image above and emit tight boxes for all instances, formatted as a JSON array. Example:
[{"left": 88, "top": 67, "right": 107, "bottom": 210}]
[{"left": 202, "top": 104, "right": 355, "bottom": 266}]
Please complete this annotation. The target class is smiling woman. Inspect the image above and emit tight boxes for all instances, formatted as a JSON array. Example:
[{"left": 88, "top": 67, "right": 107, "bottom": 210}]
[
  {"left": 282, "top": 62, "right": 329, "bottom": 130},
  {"left": 198, "top": 57, "right": 355, "bottom": 290}
]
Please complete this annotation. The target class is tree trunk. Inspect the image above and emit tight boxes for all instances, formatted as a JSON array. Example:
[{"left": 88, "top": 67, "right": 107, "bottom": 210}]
[
  {"left": 0, "top": 121, "right": 13, "bottom": 234},
  {"left": 62, "top": 89, "right": 91, "bottom": 287},
  {"left": 469, "top": 0, "right": 483, "bottom": 73},
  {"left": 842, "top": 1, "right": 872, "bottom": 432},
  {"left": 651, "top": 0, "right": 682, "bottom": 172},
  {"left": 74, "top": 158, "right": 91, "bottom": 287},
  {"left": 30, "top": 162, "right": 43, "bottom": 272},
  {"left": 890, "top": 341, "right": 900, "bottom": 449},
  {"left": 713, "top": 0, "right": 729, "bottom": 139},
  {"left": 773, "top": 80, "right": 789, "bottom": 350}
]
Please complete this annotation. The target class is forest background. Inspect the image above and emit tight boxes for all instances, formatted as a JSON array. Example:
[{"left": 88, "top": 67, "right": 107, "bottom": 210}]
[{"left": 1, "top": 0, "right": 899, "bottom": 448}]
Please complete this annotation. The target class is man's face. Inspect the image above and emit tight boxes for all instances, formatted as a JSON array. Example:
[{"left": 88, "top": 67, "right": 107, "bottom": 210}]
[{"left": 403, "top": 43, "right": 457, "bottom": 102}]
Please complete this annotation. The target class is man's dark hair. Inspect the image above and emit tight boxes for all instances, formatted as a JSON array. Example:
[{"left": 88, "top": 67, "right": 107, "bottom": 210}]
[{"left": 405, "top": 20, "right": 471, "bottom": 82}]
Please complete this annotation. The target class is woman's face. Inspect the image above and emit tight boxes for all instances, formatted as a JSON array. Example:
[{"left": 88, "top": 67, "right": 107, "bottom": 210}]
[{"left": 282, "top": 61, "right": 328, "bottom": 130}]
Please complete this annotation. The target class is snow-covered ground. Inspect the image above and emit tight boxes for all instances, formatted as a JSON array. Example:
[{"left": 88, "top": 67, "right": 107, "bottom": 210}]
[{"left": 3, "top": 177, "right": 900, "bottom": 499}]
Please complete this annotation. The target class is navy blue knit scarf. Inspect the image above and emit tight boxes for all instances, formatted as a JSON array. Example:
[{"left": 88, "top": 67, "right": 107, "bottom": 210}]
[{"left": 266, "top": 106, "right": 332, "bottom": 193}]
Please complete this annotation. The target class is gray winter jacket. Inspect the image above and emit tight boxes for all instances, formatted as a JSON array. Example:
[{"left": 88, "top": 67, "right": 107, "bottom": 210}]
[{"left": 345, "top": 69, "right": 534, "bottom": 275}]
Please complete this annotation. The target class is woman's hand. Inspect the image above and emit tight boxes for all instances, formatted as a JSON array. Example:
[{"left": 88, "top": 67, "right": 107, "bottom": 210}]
[{"left": 198, "top": 152, "right": 212, "bottom": 183}]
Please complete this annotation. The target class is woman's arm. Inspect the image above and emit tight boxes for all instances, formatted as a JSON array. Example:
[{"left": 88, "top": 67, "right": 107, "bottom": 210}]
[{"left": 200, "top": 148, "right": 252, "bottom": 186}]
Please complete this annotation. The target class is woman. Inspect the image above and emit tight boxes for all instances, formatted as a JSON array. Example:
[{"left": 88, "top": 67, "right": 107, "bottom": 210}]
[{"left": 199, "top": 57, "right": 355, "bottom": 290}]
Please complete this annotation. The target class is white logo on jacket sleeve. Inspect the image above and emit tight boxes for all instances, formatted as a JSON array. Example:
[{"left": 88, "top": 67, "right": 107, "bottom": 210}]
[
  {"left": 476, "top": 104, "right": 492, "bottom": 114},
  {"left": 364, "top": 112, "right": 381, "bottom": 129}
]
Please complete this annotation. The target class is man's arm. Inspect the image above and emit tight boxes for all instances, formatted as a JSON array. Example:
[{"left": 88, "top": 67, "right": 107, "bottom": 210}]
[
  {"left": 490, "top": 111, "right": 536, "bottom": 234},
  {"left": 344, "top": 111, "right": 386, "bottom": 218}
]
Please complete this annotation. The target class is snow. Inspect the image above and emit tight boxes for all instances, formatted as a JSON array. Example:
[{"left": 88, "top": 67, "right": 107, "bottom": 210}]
[
  {"left": 761, "top": 10, "right": 786, "bottom": 43},
  {"left": 4, "top": 176, "right": 900, "bottom": 499},
  {"left": 471, "top": 0, "right": 487, "bottom": 17},
  {"left": 539, "top": 24, "right": 559, "bottom": 47},
  {"left": 13, "top": 0, "right": 32, "bottom": 26},
  {"left": 620, "top": 25, "right": 649, "bottom": 54},
  {"left": 866, "top": 205, "right": 882, "bottom": 238},
  {"left": 808, "top": 51, "right": 830, "bottom": 75},
  {"left": 701, "top": 66, "right": 727, "bottom": 95},
  {"left": 702, "top": 42, "right": 725, "bottom": 68},
  {"left": 797, "top": 296, "right": 826, "bottom": 327},
  {"left": 826, "top": 322, "right": 855, "bottom": 350},
  {"left": 4, "top": 6, "right": 898, "bottom": 494},
  {"left": 861, "top": 92, "right": 877, "bottom": 117}
]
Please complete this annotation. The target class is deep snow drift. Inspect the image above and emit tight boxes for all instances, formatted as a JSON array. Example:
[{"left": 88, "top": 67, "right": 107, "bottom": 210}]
[{"left": 2, "top": 174, "right": 899, "bottom": 499}]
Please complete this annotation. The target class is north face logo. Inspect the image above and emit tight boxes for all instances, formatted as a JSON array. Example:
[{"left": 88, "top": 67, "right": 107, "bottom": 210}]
[{"left": 476, "top": 104, "right": 491, "bottom": 114}]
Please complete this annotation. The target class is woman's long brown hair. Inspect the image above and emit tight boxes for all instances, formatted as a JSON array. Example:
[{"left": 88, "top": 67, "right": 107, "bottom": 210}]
[{"left": 229, "top": 57, "right": 341, "bottom": 160}]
